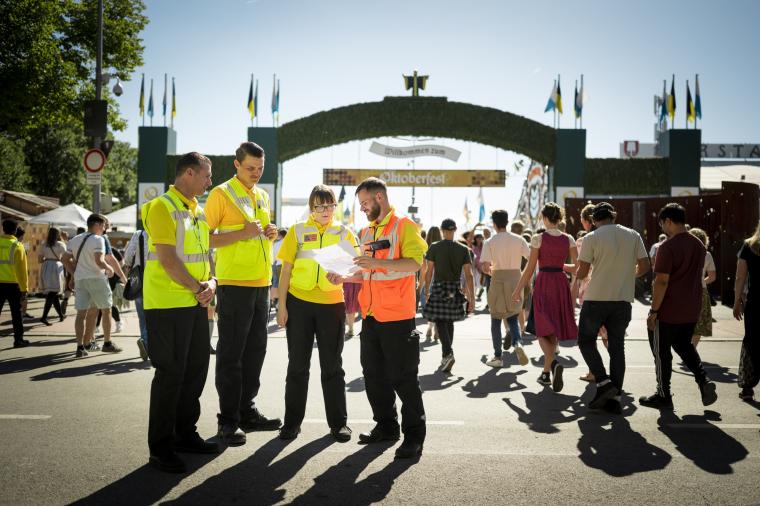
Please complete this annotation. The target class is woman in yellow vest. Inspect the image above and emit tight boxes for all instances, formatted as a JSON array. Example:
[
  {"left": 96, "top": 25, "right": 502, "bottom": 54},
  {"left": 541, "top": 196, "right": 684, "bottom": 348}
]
[{"left": 276, "top": 185, "right": 359, "bottom": 442}]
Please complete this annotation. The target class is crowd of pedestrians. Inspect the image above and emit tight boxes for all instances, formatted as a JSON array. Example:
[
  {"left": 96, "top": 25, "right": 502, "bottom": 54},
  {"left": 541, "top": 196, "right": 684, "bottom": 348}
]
[{"left": 4, "top": 155, "right": 760, "bottom": 474}]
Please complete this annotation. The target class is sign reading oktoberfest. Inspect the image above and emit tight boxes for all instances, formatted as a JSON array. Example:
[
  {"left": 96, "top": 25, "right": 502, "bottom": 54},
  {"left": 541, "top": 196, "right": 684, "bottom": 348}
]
[
  {"left": 369, "top": 142, "right": 462, "bottom": 162},
  {"left": 324, "top": 169, "right": 505, "bottom": 187}
]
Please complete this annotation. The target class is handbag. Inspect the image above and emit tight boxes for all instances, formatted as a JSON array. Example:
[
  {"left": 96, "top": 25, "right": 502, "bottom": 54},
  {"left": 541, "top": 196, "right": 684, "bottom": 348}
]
[{"left": 123, "top": 232, "right": 144, "bottom": 301}]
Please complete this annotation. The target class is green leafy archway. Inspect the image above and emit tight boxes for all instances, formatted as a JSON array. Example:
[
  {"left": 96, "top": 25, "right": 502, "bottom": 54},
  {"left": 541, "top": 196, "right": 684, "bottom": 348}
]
[{"left": 277, "top": 97, "right": 556, "bottom": 165}]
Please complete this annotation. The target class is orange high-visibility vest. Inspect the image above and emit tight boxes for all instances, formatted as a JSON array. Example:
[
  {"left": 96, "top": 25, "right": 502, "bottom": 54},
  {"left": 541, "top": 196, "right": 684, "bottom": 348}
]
[{"left": 357, "top": 212, "right": 417, "bottom": 322}]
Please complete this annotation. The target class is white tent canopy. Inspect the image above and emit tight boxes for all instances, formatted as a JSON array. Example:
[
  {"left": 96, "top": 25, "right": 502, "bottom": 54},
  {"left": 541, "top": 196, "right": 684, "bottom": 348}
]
[
  {"left": 105, "top": 204, "right": 137, "bottom": 233},
  {"left": 28, "top": 203, "right": 92, "bottom": 232}
]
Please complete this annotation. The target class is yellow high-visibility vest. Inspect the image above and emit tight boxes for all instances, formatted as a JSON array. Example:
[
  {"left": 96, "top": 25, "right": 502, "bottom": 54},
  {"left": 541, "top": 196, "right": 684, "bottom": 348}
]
[
  {"left": 290, "top": 221, "right": 353, "bottom": 293},
  {"left": 0, "top": 236, "right": 19, "bottom": 284},
  {"left": 214, "top": 176, "right": 272, "bottom": 282},
  {"left": 142, "top": 191, "right": 211, "bottom": 309}
]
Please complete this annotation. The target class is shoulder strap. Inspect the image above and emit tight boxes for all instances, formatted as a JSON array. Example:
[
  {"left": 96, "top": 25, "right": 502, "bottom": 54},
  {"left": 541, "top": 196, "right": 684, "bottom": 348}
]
[{"left": 75, "top": 233, "right": 94, "bottom": 266}]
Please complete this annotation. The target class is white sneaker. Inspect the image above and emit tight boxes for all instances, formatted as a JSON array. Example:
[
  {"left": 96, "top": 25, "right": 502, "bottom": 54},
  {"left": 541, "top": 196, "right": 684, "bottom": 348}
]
[
  {"left": 485, "top": 356, "right": 503, "bottom": 368},
  {"left": 114, "top": 321, "right": 123, "bottom": 333},
  {"left": 515, "top": 346, "right": 529, "bottom": 366}
]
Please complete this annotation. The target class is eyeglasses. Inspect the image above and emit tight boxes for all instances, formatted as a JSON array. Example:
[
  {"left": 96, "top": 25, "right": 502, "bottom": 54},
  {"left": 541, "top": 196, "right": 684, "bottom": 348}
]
[{"left": 313, "top": 204, "right": 337, "bottom": 212}]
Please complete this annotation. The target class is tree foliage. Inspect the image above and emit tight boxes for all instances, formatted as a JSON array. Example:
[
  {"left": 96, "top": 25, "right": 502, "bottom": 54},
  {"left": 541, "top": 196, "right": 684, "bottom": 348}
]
[
  {"left": 0, "top": 0, "right": 147, "bottom": 136},
  {"left": 0, "top": 0, "right": 147, "bottom": 207},
  {"left": 0, "top": 134, "right": 31, "bottom": 191}
]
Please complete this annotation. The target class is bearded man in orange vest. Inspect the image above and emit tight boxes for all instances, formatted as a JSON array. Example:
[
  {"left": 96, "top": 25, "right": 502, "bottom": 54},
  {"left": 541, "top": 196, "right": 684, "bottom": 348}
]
[{"left": 327, "top": 177, "right": 428, "bottom": 459}]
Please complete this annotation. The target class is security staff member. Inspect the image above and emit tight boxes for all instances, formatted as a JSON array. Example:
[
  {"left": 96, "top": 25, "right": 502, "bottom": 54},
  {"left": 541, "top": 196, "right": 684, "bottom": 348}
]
[
  {"left": 204, "top": 141, "right": 281, "bottom": 446},
  {"left": 328, "top": 177, "right": 428, "bottom": 459},
  {"left": 143, "top": 152, "right": 219, "bottom": 473},
  {"left": 0, "top": 219, "right": 30, "bottom": 348},
  {"left": 276, "top": 185, "right": 358, "bottom": 442}
]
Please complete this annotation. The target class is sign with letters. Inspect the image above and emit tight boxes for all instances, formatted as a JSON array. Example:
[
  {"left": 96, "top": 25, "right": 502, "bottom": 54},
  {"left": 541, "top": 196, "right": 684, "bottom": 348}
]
[
  {"left": 368, "top": 142, "right": 462, "bottom": 162},
  {"left": 323, "top": 169, "right": 505, "bottom": 187},
  {"left": 701, "top": 143, "right": 760, "bottom": 159}
]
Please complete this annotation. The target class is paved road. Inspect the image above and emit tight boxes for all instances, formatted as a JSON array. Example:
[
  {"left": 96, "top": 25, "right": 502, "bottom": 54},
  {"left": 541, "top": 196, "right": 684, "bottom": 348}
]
[{"left": 1, "top": 299, "right": 758, "bottom": 505}]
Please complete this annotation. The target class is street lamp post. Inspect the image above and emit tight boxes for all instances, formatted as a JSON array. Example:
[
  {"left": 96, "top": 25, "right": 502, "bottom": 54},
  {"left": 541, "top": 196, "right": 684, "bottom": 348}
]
[{"left": 92, "top": 0, "right": 103, "bottom": 214}]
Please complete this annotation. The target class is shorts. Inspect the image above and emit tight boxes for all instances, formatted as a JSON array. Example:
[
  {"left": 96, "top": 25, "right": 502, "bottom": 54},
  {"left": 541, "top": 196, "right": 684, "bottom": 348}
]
[{"left": 75, "top": 277, "right": 113, "bottom": 311}]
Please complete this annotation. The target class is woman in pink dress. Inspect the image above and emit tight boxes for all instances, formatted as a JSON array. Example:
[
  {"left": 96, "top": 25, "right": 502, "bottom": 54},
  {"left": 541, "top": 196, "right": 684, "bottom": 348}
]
[{"left": 512, "top": 203, "right": 578, "bottom": 392}]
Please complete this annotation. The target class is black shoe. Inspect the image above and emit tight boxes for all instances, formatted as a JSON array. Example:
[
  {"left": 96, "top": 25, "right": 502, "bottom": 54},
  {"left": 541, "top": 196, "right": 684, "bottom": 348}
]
[
  {"left": 589, "top": 382, "right": 619, "bottom": 409},
  {"left": 602, "top": 398, "right": 623, "bottom": 415},
  {"left": 217, "top": 425, "right": 247, "bottom": 446},
  {"left": 149, "top": 452, "right": 186, "bottom": 473},
  {"left": 537, "top": 372, "right": 551, "bottom": 386},
  {"left": 174, "top": 433, "right": 221, "bottom": 454},
  {"left": 331, "top": 425, "right": 352, "bottom": 443},
  {"left": 209, "top": 345, "right": 216, "bottom": 355},
  {"left": 40, "top": 318, "right": 52, "bottom": 326},
  {"left": 238, "top": 410, "right": 282, "bottom": 432},
  {"left": 394, "top": 439, "right": 423, "bottom": 459},
  {"left": 13, "top": 339, "right": 30, "bottom": 348},
  {"left": 699, "top": 381, "right": 718, "bottom": 406},
  {"left": 639, "top": 392, "right": 674, "bottom": 410},
  {"left": 358, "top": 425, "right": 400, "bottom": 444},
  {"left": 278, "top": 426, "right": 301, "bottom": 440},
  {"left": 552, "top": 363, "right": 564, "bottom": 393}
]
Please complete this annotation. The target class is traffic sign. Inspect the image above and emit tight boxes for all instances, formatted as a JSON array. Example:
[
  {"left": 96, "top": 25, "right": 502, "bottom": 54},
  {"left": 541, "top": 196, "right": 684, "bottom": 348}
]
[
  {"left": 86, "top": 172, "right": 102, "bottom": 185},
  {"left": 83, "top": 148, "right": 106, "bottom": 173}
]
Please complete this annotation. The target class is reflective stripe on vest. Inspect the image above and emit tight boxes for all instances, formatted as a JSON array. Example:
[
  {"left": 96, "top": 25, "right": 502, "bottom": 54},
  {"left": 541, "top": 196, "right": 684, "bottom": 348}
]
[
  {"left": 143, "top": 191, "right": 210, "bottom": 309},
  {"left": 145, "top": 195, "right": 208, "bottom": 263},
  {"left": 213, "top": 177, "right": 272, "bottom": 282},
  {"left": 290, "top": 222, "right": 348, "bottom": 292},
  {"left": 357, "top": 213, "right": 417, "bottom": 322},
  {"left": 0, "top": 238, "right": 18, "bottom": 283}
]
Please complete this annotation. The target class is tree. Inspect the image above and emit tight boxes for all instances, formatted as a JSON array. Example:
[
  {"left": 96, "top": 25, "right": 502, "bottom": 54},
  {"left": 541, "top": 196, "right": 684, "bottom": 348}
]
[
  {"left": 0, "top": 0, "right": 148, "bottom": 137},
  {"left": 0, "top": 134, "right": 31, "bottom": 191},
  {"left": 101, "top": 140, "right": 137, "bottom": 208}
]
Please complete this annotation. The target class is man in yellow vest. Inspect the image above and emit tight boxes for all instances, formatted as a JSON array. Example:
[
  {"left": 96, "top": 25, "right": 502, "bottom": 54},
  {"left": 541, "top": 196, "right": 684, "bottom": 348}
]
[
  {"left": 204, "top": 141, "right": 281, "bottom": 445},
  {"left": 328, "top": 177, "right": 428, "bottom": 459},
  {"left": 142, "top": 152, "right": 219, "bottom": 473},
  {"left": 0, "top": 219, "right": 30, "bottom": 348}
]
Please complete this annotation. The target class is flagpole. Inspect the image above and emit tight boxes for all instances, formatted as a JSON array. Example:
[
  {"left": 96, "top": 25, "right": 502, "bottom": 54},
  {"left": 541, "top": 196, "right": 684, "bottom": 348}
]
[
  {"left": 574, "top": 79, "right": 578, "bottom": 129},
  {"left": 580, "top": 74, "right": 584, "bottom": 129},
  {"left": 163, "top": 73, "right": 167, "bottom": 127},
  {"left": 255, "top": 79, "right": 259, "bottom": 128},
  {"left": 694, "top": 74, "right": 698, "bottom": 130},
  {"left": 685, "top": 79, "right": 688, "bottom": 130},
  {"left": 250, "top": 73, "right": 254, "bottom": 127},
  {"left": 149, "top": 78, "right": 153, "bottom": 127},
  {"left": 141, "top": 73, "right": 145, "bottom": 126},
  {"left": 170, "top": 77, "right": 175, "bottom": 129}
]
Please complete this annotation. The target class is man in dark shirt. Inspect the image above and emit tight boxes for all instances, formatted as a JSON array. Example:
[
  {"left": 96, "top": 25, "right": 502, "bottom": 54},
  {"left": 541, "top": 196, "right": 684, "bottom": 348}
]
[
  {"left": 422, "top": 218, "right": 474, "bottom": 373},
  {"left": 641, "top": 203, "right": 717, "bottom": 409}
]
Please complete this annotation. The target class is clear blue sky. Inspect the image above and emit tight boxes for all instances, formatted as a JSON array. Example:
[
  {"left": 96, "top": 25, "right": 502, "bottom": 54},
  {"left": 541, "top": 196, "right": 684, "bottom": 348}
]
[{"left": 114, "top": 0, "right": 760, "bottom": 229}]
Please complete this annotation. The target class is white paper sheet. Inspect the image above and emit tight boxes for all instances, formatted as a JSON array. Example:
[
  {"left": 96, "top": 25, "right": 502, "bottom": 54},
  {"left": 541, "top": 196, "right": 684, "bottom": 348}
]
[{"left": 308, "top": 243, "right": 361, "bottom": 277}]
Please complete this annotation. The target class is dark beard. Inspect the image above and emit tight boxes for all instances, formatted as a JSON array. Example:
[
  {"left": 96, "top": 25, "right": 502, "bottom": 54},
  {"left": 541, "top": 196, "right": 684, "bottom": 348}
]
[{"left": 367, "top": 202, "right": 381, "bottom": 222}]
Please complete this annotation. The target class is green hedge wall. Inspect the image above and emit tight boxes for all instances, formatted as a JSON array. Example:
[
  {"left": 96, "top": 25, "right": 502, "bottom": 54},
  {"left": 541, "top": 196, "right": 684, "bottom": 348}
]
[
  {"left": 585, "top": 158, "right": 670, "bottom": 195},
  {"left": 277, "top": 97, "right": 556, "bottom": 165}
]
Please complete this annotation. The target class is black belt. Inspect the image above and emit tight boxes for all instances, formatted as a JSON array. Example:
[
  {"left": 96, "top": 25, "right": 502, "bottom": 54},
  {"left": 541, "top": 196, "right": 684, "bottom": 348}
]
[{"left": 539, "top": 267, "right": 564, "bottom": 273}]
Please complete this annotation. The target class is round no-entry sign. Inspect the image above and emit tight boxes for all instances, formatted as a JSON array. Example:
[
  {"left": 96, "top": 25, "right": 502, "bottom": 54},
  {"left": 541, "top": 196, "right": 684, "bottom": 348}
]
[{"left": 83, "top": 148, "right": 106, "bottom": 173}]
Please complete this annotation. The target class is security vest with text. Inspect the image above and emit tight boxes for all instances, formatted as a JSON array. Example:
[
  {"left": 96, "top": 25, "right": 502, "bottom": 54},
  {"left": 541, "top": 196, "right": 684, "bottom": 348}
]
[
  {"left": 214, "top": 176, "right": 273, "bottom": 282},
  {"left": 357, "top": 212, "right": 417, "bottom": 322},
  {"left": 142, "top": 191, "right": 211, "bottom": 309},
  {"left": 291, "top": 220, "right": 354, "bottom": 293}
]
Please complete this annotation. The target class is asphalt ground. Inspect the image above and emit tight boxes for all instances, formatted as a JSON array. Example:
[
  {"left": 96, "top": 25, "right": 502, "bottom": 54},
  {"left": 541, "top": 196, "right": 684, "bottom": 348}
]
[{"left": 1, "top": 297, "right": 759, "bottom": 505}]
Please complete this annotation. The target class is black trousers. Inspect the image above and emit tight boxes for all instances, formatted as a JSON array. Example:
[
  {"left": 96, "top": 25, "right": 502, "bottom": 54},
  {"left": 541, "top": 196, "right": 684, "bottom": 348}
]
[
  {"left": 648, "top": 320, "right": 707, "bottom": 396},
  {"left": 146, "top": 305, "right": 210, "bottom": 456},
  {"left": 0, "top": 283, "right": 24, "bottom": 343},
  {"left": 360, "top": 316, "right": 425, "bottom": 443},
  {"left": 216, "top": 285, "right": 270, "bottom": 426},
  {"left": 284, "top": 295, "right": 347, "bottom": 429},
  {"left": 578, "top": 301, "right": 632, "bottom": 391},
  {"left": 435, "top": 321, "right": 455, "bottom": 357},
  {"left": 41, "top": 292, "right": 63, "bottom": 320}
]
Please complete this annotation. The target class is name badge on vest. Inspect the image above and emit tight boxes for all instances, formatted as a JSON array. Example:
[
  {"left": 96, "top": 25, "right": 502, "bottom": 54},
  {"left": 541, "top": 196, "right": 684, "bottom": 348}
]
[{"left": 304, "top": 233, "right": 318, "bottom": 242}]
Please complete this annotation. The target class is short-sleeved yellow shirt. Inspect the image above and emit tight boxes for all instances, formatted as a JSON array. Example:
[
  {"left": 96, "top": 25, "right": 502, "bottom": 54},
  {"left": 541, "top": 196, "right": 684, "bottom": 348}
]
[
  {"left": 278, "top": 217, "right": 359, "bottom": 304},
  {"left": 204, "top": 176, "right": 271, "bottom": 287},
  {"left": 144, "top": 186, "right": 200, "bottom": 246}
]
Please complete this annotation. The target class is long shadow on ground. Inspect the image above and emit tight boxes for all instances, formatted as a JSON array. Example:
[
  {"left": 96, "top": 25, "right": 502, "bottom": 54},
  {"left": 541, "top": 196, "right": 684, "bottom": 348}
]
[
  {"left": 656, "top": 410, "right": 749, "bottom": 474},
  {"left": 576, "top": 394, "right": 672, "bottom": 476},
  {"left": 503, "top": 390, "right": 584, "bottom": 434},
  {"left": 72, "top": 448, "right": 222, "bottom": 506},
  {"left": 30, "top": 357, "right": 151, "bottom": 380}
]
